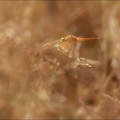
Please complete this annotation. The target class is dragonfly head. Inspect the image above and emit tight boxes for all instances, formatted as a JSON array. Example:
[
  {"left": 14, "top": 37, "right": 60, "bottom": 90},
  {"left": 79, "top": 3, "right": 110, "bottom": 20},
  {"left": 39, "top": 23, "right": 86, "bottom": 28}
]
[
  {"left": 65, "top": 35, "right": 77, "bottom": 41},
  {"left": 60, "top": 37, "right": 66, "bottom": 42},
  {"left": 60, "top": 35, "right": 76, "bottom": 43}
]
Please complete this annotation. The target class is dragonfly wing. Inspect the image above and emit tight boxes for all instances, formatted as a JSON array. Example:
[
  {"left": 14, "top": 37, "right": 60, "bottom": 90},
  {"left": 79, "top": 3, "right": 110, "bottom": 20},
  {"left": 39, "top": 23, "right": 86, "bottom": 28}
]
[{"left": 42, "top": 39, "right": 60, "bottom": 47}]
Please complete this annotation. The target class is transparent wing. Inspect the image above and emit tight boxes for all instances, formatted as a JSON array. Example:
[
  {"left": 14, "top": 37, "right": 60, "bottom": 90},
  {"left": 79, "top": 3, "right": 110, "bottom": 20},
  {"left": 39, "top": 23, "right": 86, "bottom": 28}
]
[{"left": 42, "top": 37, "right": 77, "bottom": 54}]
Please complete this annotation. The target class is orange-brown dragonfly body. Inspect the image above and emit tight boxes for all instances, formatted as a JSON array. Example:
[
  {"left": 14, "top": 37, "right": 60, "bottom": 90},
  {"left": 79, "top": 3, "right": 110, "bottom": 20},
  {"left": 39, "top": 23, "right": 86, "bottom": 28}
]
[
  {"left": 59, "top": 35, "right": 99, "bottom": 51},
  {"left": 43, "top": 35, "right": 99, "bottom": 54},
  {"left": 43, "top": 35, "right": 99, "bottom": 66},
  {"left": 61, "top": 35, "right": 99, "bottom": 42}
]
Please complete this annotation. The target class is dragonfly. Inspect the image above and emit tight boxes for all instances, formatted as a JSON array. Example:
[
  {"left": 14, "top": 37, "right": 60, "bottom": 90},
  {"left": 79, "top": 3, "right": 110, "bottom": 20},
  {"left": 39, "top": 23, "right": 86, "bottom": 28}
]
[
  {"left": 43, "top": 35, "right": 99, "bottom": 55},
  {"left": 43, "top": 35, "right": 99, "bottom": 67}
]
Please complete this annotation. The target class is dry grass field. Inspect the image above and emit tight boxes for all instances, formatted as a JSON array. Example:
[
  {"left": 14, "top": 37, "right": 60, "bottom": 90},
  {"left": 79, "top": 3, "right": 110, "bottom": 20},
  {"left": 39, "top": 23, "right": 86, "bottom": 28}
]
[{"left": 0, "top": 1, "right": 120, "bottom": 119}]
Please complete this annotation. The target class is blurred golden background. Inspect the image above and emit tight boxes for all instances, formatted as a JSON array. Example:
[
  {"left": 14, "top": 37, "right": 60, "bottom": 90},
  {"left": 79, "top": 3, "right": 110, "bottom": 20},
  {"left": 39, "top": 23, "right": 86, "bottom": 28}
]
[{"left": 0, "top": 1, "right": 120, "bottom": 119}]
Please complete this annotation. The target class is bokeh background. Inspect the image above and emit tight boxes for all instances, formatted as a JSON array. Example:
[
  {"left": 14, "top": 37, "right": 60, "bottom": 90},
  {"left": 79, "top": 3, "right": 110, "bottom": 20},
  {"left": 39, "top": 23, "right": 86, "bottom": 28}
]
[{"left": 0, "top": 1, "right": 120, "bottom": 119}]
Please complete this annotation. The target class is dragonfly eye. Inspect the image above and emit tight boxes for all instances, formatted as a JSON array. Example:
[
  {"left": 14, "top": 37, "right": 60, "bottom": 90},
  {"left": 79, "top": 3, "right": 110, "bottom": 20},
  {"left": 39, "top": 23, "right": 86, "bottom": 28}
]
[{"left": 61, "top": 37, "right": 66, "bottom": 42}]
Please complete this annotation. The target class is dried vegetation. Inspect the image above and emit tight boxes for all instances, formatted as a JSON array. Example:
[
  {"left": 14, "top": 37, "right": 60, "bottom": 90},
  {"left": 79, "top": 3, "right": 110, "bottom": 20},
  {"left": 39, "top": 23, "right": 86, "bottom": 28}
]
[{"left": 0, "top": 1, "right": 120, "bottom": 119}]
